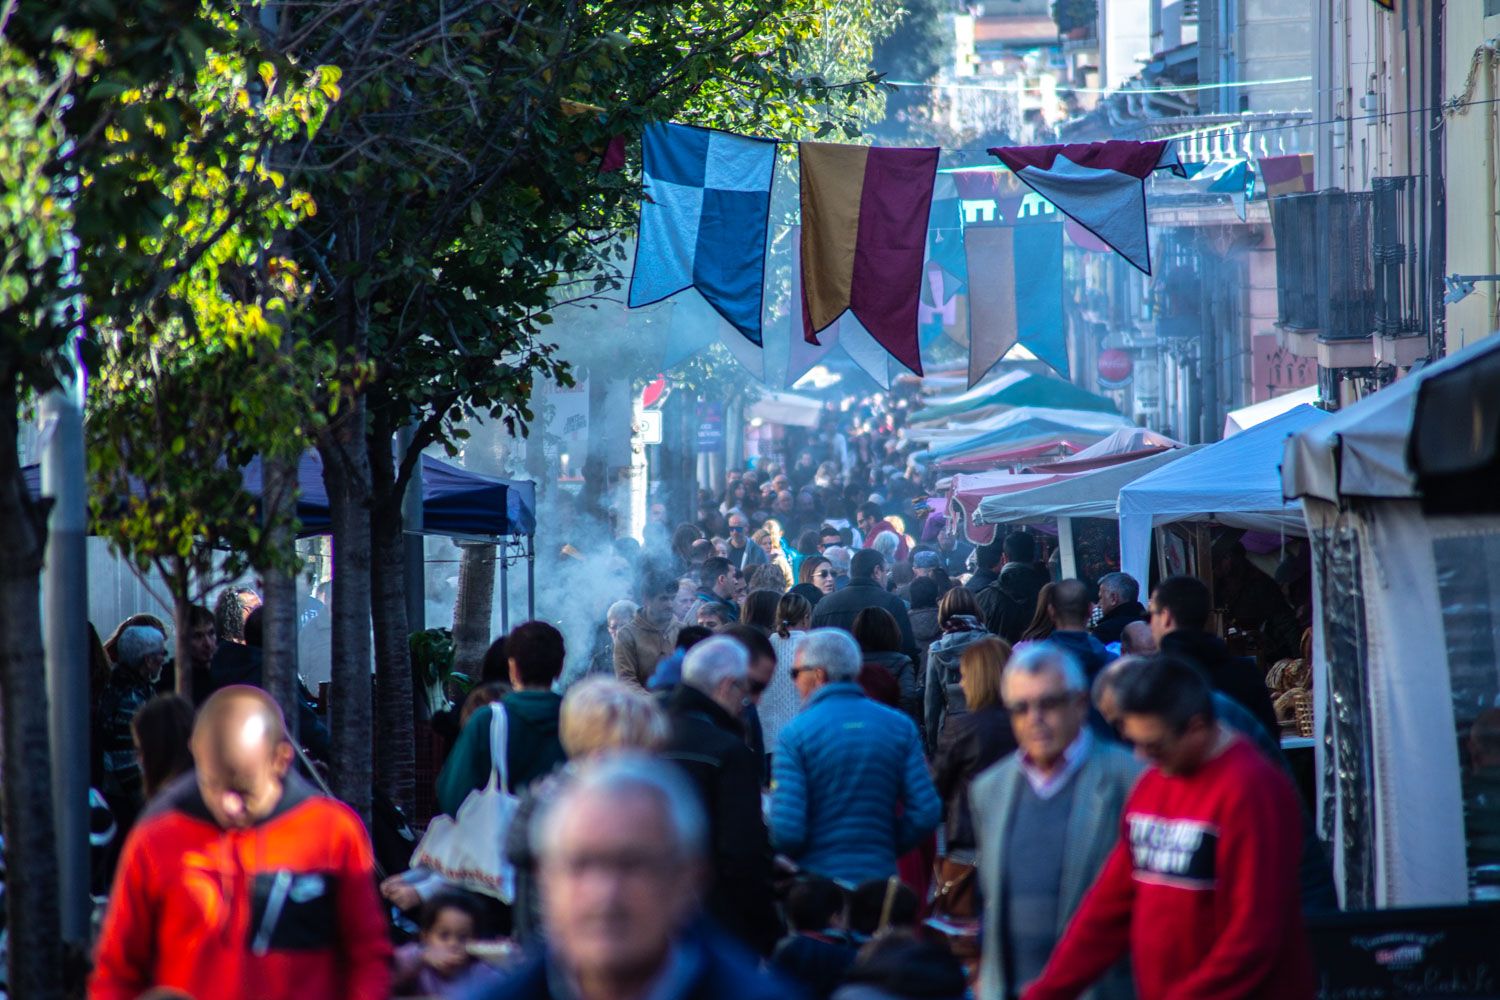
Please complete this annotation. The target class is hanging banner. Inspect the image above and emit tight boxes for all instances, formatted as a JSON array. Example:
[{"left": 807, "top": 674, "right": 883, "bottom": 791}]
[
  {"left": 988, "top": 140, "right": 1184, "bottom": 275},
  {"left": 799, "top": 141, "right": 939, "bottom": 375},
  {"left": 696, "top": 402, "right": 725, "bottom": 453},
  {"left": 629, "top": 123, "right": 776, "bottom": 344},
  {"left": 965, "top": 222, "right": 1066, "bottom": 384}
]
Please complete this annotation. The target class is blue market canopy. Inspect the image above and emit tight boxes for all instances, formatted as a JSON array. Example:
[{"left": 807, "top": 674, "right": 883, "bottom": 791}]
[{"left": 25, "top": 452, "right": 536, "bottom": 539}]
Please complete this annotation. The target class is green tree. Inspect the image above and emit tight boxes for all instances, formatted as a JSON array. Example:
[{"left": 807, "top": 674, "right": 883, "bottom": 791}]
[
  {"left": 85, "top": 38, "right": 340, "bottom": 704},
  {"left": 2, "top": 0, "right": 315, "bottom": 990},
  {"left": 266, "top": 0, "right": 899, "bottom": 820}
]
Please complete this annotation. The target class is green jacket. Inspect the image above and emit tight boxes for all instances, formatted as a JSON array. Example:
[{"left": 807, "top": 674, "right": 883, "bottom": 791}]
[{"left": 435, "top": 690, "right": 566, "bottom": 817}]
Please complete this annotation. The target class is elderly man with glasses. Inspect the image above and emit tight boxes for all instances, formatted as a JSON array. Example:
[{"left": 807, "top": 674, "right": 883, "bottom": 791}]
[{"left": 969, "top": 644, "right": 1141, "bottom": 1000}]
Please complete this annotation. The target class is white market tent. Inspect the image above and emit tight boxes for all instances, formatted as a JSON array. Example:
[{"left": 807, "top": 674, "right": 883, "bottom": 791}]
[
  {"left": 1223, "top": 384, "right": 1320, "bottom": 437},
  {"left": 1117, "top": 404, "right": 1330, "bottom": 586},
  {"left": 904, "top": 405, "right": 1130, "bottom": 447},
  {"left": 972, "top": 446, "right": 1200, "bottom": 577},
  {"left": 746, "top": 390, "right": 823, "bottom": 428},
  {"left": 1282, "top": 335, "right": 1500, "bottom": 909}
]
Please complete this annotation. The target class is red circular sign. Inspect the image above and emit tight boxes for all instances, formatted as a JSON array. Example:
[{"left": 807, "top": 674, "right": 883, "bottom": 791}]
[{"left": 1097, "top": 349, "right": 1133, "bottom": 388}]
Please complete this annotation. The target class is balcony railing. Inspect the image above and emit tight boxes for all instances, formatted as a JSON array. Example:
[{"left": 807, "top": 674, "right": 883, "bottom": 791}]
[{"left": 1272, "top": 189, "right": 1377, "bottom": 341}]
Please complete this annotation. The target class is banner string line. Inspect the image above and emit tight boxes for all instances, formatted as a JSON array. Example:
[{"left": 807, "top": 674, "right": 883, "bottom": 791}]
[{"left": 882, "top": 74, "right": 1314, "bottom": 96}]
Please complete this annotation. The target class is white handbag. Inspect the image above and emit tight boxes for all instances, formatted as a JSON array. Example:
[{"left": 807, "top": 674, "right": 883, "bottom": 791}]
[{"left": 410, "top": 704, "right": 519, "bottom": 902}]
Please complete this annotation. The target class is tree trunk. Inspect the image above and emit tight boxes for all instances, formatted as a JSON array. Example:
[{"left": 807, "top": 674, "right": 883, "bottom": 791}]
[
  {"left": 368, "top": 430, "right": 416, "bottom": 816},
  {"left": 317, "top": 405, "right": 375, "bottom": 827},
  {"left": 0, "top": 385, "right": 64, "bottom": 998},
  {"left": 451, "top": 542, "right": 496, "bottom": 677},
  {"left": 172, "top": 580, "right": 194, "bottom": 703},
  {"left": 260, "top": 453, "right": 301, "bottom": 736}
]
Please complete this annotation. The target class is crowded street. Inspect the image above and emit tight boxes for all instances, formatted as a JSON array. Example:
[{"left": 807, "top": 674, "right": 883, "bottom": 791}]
[{"left": 6, "top": 0, "right": 1500, "bottom": 998}]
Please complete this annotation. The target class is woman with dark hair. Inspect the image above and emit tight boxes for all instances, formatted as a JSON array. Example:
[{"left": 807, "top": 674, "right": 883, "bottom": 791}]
[
  {"left": 131, "top": 694, "right": 195, "bottom": 801},
  {"left": 670, "top": 523, "right": 704, "bottom": 573},
  {"left": 1017, "top": 581, "right": 1057, "bottom": 643},
  {"left": 795, "top": 554, "right": 837, "bottom": 605},
  {"left": 923, "top": 587, "right": 993, "bottom": 746},
  {"left": 740, "top": 589, "right": 782, "bottom": 633},
  {"left": 851, "top": 607, "right": 920, "bottom": 724}
]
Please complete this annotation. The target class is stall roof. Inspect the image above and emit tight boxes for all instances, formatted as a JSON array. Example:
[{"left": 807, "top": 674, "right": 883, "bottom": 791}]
[
  {"left": 28, "top": 452, "right": 537, "bottom": 539},
  {"left": 950, "top": 470, "right": 1071, "bottom": 544},
  {"left": 975, "top": 445, "right": 1202, "bottom": 524},
  {"left": 934, "top": 438, "right": 1088, "bottom": 472},
  {"left": 1117, "top": 404, "right": 1330, "bottom": 585},
  {"left": 1027, "top": 427, "right": 1182, "bottom": 474},
  {"left": 920, "top": 409, "right": 1131, "bottom": 461},
  {"left": 746, "top": 390, "right": 823, "bottom": 428},
  {"left": 912, "top": 371, "right": 1118, "bottom": 424},
  {"left": 1283, "top": 335, "right": 1500, "bottom": 504},
  {"left": 1224, "top": 385, "right": 1319, "bottom": 437}
]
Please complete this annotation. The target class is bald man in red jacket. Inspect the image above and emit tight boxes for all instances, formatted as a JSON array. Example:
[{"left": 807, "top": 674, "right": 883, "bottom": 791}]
[{"left": 91, "top": 687, "right": 391, "bottom": 1000}]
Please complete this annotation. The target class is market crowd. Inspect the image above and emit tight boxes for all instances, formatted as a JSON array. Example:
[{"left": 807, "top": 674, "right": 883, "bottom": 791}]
[{"left": 86, "top": 392, "right": 1329, "bottom": 1000}]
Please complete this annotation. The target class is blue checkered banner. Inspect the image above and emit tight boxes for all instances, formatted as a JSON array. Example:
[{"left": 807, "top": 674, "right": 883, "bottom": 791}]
[{"left": 628, "top": 123, "right": 777, "bottom": 345}]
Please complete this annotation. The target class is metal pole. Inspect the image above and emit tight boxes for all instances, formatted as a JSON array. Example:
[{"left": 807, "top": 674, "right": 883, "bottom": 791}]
[
  {"left": 1057, "top": 517, "right": 1079, "bottom": 580},
  {"left": 527, "top": 534, "right": 536, "bottom": 621},
  {"left": 398, "top": 426, "right": 425, "bottom": 632},
  {"left": 499, "top": 542, "right": 510, "bottom": 634},
  {"left": 41, "top": 391, "right": 88, "bottom": 946}
]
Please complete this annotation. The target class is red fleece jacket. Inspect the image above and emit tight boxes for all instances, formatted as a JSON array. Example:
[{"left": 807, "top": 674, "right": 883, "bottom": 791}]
[
  {"left": 90, "top": 773, "right": 391, "bottom": 1000},
  {"left": 1022, "top": 737, "right": 1314, "bottom": 1000}
]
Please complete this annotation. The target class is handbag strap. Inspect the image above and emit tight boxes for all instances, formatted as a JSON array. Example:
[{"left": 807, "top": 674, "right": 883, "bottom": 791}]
[{"left": 488, "top": 702, "right": 511, "bottom": 792}]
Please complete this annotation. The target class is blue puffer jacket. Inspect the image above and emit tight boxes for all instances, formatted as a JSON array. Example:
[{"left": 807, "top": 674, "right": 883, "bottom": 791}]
[{"left": 771, "top": 682, "right": 941, "bottom": 885}]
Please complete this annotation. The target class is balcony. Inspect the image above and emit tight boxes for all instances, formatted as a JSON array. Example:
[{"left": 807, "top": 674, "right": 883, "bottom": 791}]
[{"left": 1271, "top": 179, "right": 1431, "bottom": 368}]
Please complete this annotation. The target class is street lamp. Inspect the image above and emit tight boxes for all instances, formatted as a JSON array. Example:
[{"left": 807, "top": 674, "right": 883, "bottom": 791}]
[{"left": 1442, "top": 273, "right": 1500, "bottom": 305}]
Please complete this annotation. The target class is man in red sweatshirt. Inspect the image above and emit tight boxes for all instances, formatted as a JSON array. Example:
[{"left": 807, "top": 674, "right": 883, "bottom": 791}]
[
  {"left": 1022, "top": 655, "right": 1314, "bottom": 1000},
  {"left": 91, "top": 686, "right": 391, "bottom": 1000}
]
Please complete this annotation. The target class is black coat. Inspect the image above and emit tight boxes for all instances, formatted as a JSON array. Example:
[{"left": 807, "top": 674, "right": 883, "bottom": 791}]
[
  {"left": 931, "top": 703, "right": 1016, "bottom": 850},
  {"left": 1160, "top": 630, "right": 1280, "bottom": 738},
  {"left": 809, "top": 578, "right": 918, "bottom": 663},
  {"left": 662, "top": 684, "right": 782, "bottom": 956},
  {"left": 1092, "top": 600, "right": 1147, "bottom": 646},
  {"left": 975, "top": 561, "right": 1050, "bottom": 643}
]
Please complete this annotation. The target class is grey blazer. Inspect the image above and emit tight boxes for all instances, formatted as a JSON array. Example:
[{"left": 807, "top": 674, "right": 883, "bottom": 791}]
[{"left": 969, "top": 739, "right": 1142, "bottom": 1000}]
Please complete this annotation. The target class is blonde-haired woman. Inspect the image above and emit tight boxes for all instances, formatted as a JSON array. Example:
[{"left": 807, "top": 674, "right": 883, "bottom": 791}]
[
  {"left": 931, "top": 637, "right": 1015, "bottom": 899},
  {"left": 763, "top": 592, "right": 812, "bottom": 759},
  {"left": 508, "top": 677, "right": 669, "bottom": 941}
]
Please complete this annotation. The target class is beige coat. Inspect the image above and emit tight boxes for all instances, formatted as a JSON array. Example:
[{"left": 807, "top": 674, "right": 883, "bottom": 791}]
[{"left": 612, "top": 612, "right": 680, "bottom": 689}]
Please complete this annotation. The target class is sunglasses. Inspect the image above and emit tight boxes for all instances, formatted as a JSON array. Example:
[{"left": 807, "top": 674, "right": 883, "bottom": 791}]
[
  {"left": 790, "top": 666, "right": 822, "bottom": 679},
  {"left": 748, "top": 678, "right": 768, "bottom": 696},
  {"left": 729, "top": 524, "right": 746, "bottom": 533},
  {"left": 1007, "top": 693, "right": 1074, "bottom": 717},
  {"left": 814, "top": 568, "right": 834, "bottom": 578}
]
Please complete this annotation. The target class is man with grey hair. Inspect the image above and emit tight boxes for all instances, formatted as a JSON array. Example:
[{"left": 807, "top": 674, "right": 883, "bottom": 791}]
[
  {"left": 770, "top": 629, "right": 939, "bottom": 885},
  {"left": 969, "top": 643, "right": 1140, "bottom": 1000},
  {"left": 476, "top": 755, "right": 792, "bottom": 1000},
  {"left": 96, "top": 624, "right": 169, "bottom": 841},
  {"left": 1092, "top": 571, "right": 1146, "bottom": 647},
  {"left": 661, "top": 637, "right": 780, "bottom": 953}
]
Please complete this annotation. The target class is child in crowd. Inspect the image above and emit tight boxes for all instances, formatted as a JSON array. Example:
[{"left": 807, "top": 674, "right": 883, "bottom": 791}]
[
  {"left": 771, "top": 878, "right": 860, "bottom": 999},
  {"left": 392, "top": 893, "right": 503, "bottom": 998}
]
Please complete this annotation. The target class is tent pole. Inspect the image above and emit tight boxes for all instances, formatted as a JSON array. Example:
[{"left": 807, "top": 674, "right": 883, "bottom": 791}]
[
  {"left": 500, "top": 542, "right": 510, "bottom": 634},
  {"left": 1057, "top": 517, "right": 1078, "bottom": 580},
  {"left": 527, "top": 533, "right": 536, "bottom": 621}
]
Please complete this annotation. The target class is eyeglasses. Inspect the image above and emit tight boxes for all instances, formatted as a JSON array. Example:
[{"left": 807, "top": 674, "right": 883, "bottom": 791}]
[
  {"left": 1006, "top": 693, "right": 1074, "bottom": 717},
  {"left": 790, "top": 666, "right": 822, "bottom": 679},
  {"left": 814, "top": 569, "right": 834, "bottom": 578}
]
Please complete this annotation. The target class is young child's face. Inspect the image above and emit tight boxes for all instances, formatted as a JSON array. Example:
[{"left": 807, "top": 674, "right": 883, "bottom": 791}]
[{"left": 423, "top": 907, "right": 475, "bottom": 968}]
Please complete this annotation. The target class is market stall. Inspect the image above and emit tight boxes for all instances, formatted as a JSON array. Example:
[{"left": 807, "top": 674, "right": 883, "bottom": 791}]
[
  {"left": 1283, "top": 335, "right": 1500, "bottom": 908},
  {"left": 1116, "top": 404, "right": 1328, "bottom": 589},
  {"left": 914, "top": 408, "right": 1130, "bottom": 465},
  {"left": 973, "top": 446, "right": 1200, "bottom": 577},
  {"left": 912, "top": 370, "right": 1119, "bottom": 425}
]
